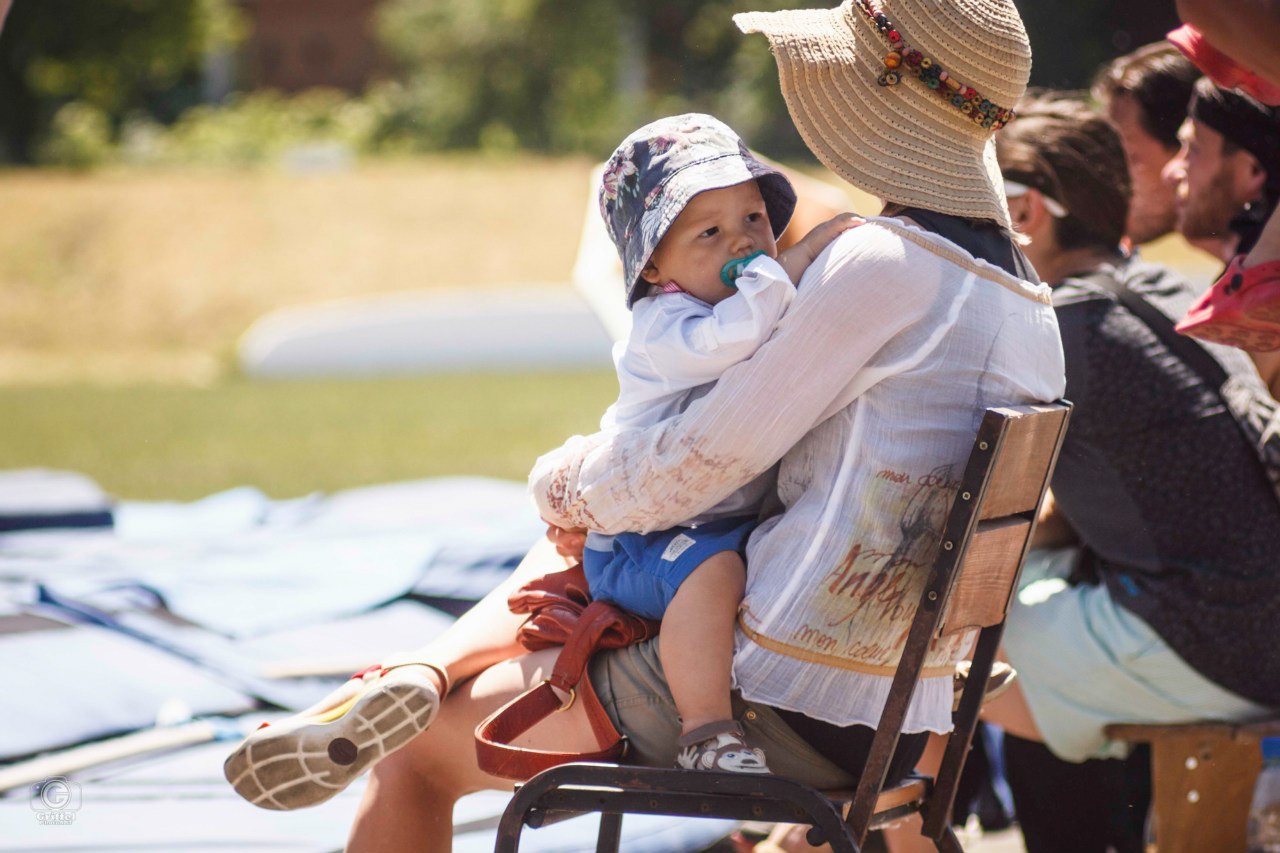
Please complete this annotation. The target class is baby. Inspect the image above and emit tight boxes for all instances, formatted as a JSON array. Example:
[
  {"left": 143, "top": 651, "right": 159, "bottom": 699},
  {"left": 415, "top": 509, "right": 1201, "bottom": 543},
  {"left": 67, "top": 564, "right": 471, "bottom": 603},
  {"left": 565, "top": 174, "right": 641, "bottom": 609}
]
[{"left": 547, "top": 113, "right": 858, "bottom": 773}]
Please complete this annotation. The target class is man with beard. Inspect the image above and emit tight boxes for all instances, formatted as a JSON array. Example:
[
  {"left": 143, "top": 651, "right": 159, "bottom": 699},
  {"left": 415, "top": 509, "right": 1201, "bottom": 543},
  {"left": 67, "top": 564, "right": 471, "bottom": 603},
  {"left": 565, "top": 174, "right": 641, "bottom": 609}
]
[
  {"left": 1164, "top": 78, "right": 1280, "bottom": 261},
  {"left": 1163, "top": 77, "right": 1280, "bottom": 390}
]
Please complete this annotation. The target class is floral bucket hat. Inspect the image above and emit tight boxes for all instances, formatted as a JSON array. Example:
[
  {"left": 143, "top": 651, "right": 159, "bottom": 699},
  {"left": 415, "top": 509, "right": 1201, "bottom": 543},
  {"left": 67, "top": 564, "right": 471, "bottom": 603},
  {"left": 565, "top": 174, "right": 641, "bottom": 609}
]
[{"left": 598, "top": 113, "right": 797, "bottom": 308}]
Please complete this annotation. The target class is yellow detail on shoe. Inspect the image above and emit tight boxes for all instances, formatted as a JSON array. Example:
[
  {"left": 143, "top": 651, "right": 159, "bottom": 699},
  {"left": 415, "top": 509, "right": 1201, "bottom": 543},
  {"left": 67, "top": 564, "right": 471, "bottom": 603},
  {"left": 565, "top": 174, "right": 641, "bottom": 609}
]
[{"left": 311, "top": 692, "right": 360, "bottom": 724}]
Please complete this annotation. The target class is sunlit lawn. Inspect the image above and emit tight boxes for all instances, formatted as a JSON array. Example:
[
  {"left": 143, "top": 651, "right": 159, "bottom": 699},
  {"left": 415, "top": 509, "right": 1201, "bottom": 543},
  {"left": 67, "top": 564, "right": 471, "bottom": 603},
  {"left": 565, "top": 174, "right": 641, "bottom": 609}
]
[
  {"left": 0, "top": 372, "right": 617, "bottom": 500},
  {"left": 0, "top": 157, "right": 616, "bottom": 499}
]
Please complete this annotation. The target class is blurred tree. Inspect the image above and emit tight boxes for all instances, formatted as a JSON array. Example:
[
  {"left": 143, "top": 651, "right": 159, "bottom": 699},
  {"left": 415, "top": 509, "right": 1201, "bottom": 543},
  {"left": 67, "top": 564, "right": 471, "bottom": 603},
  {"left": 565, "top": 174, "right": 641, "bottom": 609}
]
[
  {"left": 0, "top": 0, "right": 1191, "bottom": 166},
  {"left": 0, "top": 0, "right": 239, "bottom": 163},
  {"left": 374, "top": 0, "right": 808, "bottom": 159},
  {"left": 374, "top": 0, "right": 1186, "bottom": 161},
  {"left": 1018, "top": 0, "right": 1183, "bottom": 91},
  {"left": 634, "top": 0, "right": 807, "bottom": 157},
  {"left": 375, "top": 0, "right": 627, "bottom": 153}
]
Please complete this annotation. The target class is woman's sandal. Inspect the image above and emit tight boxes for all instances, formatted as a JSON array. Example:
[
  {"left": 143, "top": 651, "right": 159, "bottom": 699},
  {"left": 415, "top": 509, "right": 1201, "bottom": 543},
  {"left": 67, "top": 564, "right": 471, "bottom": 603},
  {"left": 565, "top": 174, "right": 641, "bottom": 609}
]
[
  {"left": 675, "top": 720, "right": 771, "bottom": 774},
  {"left": 952, "top": 660, "right": 1016, "bottom": 712},
  {"left": 223, "top": 661, "right": 449, "bottom": 810}
]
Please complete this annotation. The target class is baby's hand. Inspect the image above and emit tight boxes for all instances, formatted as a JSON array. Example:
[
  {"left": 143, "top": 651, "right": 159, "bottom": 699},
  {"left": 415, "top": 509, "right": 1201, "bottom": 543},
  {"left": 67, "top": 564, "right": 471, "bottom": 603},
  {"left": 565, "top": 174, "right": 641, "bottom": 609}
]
[
  {"left": 545, "top": 522, "right": 587, "bottom": 564},
  {"left": 777, "top": 212, "right": 863, "bottom": 285}
]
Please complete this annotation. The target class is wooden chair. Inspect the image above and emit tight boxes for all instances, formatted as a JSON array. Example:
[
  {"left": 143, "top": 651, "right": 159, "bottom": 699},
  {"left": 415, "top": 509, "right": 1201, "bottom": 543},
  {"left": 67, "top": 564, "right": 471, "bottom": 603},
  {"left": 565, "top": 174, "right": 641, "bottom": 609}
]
[
  {"left": 493, "top": 402, "right": 1072, "bottom": 853},
  {"left": 1104, "top": 717, "right": 1280, "bottom": 853}
]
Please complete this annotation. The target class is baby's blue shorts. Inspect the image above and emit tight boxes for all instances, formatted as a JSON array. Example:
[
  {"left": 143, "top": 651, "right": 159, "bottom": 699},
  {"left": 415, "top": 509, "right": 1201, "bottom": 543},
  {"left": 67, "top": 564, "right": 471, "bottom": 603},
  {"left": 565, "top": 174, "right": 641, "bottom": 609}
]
[{"left": 582, "top": 516, "right": 756, "bottom": 621}]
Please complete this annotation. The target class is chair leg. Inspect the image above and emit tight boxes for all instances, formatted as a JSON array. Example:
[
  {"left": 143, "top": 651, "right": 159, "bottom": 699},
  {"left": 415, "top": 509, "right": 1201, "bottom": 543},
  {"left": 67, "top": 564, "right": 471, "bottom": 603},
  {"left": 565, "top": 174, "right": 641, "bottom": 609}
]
[
  {"left": 494, "top": 806, "right": 526, "bottom": 853},
  {"left": 596, "top": 812, "right": 623, "bottom": 853},
  {"left": 495, "top": 773, "right": 560, "bottom": 853},
  {"left": 932, "top": 825, "right": 966, "bottom": 853}
]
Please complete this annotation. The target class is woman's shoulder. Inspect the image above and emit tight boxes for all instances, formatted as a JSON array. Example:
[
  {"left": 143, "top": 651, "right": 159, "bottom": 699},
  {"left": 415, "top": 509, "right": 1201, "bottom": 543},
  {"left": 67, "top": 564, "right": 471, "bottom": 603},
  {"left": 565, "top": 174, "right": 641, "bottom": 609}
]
[{"left": 822, "top": 217, "right": 1051, "bottom": 305}]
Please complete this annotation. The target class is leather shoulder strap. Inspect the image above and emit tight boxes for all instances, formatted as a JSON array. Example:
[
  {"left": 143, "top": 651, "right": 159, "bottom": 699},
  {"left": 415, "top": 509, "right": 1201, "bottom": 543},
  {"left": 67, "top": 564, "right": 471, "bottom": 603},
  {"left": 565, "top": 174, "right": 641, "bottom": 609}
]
[{"left": 475, "top": 601, "right": 630, "bottom": 780}]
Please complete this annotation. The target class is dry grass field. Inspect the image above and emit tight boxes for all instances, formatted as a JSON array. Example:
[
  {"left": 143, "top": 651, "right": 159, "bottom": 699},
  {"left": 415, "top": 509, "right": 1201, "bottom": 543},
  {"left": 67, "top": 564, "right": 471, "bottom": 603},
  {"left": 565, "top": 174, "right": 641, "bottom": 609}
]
[
  {"left": 0, "top": 157, "right": 1219, "bottom": 385},
  {"left": 0, "top": 157, "right": 595, "bottom": 383}
]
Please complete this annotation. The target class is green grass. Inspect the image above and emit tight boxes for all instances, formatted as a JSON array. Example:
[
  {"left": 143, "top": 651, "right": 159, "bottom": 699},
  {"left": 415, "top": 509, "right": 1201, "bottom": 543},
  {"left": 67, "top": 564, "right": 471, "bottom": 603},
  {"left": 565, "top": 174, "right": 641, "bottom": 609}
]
[{"left": 0, "top": 371, "right": 618, "bottom": 500}]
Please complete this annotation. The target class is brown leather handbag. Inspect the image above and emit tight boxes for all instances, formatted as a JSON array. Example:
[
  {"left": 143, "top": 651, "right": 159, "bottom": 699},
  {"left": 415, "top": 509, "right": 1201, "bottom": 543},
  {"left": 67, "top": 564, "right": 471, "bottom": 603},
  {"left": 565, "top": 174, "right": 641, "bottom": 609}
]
[{"left": 474, "top": 563, "right": 659, "bottom": 781}]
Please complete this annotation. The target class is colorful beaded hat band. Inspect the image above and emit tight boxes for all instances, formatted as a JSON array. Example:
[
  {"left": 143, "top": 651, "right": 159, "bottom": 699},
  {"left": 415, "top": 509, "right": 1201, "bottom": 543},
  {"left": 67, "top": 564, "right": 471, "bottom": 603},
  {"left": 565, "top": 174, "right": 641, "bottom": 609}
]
[{"left": 854, "top": 0, "right": 1016, "bottom": 131}]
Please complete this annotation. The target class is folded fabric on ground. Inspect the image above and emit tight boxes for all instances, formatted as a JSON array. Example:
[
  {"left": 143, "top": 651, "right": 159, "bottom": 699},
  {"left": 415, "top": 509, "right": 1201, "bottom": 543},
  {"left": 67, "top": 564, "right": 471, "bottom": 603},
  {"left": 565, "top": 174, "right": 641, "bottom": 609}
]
[
  {"left": 0, "top": 579, "right": 460, "bottom": 762},
  {"left": 0, "top": 469, "right": 113, "bottom": 533},
  {"left": 0, "top": 473, "right": 739, "bottom": 853},
  {"left": 2, "top": 476, "right": 542, "bottom": 637},
  {"left": 0, "top": 600, "right": 255, "bottom": 760},
  {"left": 0, "top": 474, "right": 540, "bottom": 761}
]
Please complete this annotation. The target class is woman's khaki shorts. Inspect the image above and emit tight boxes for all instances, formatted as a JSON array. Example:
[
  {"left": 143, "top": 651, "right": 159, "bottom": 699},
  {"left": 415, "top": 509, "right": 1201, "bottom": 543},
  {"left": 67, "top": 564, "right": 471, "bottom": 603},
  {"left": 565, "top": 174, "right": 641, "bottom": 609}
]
[{"left": 587, "top": 637, "right": 855, "bottom": 789}]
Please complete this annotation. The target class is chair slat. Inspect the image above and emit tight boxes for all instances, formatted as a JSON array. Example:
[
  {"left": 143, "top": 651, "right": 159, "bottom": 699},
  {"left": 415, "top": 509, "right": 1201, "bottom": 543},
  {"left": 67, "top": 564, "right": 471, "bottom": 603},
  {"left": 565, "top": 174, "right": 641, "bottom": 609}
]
[
  {"left": 823, "top": 777, "right": 928, "bottom": 817},
  {"left": 978, "top": 406, "right": 1069, "bottom": 520},
  {"left": 937, "top": 517, "right": 1033, "bottom": 636}
]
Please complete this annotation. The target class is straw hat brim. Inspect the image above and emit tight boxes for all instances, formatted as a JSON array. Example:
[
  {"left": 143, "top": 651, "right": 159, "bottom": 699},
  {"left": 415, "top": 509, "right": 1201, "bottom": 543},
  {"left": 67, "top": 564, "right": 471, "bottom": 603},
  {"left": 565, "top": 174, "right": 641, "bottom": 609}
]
[{"left": 734, "top": 6, "right": 1012, "bottom": 229}]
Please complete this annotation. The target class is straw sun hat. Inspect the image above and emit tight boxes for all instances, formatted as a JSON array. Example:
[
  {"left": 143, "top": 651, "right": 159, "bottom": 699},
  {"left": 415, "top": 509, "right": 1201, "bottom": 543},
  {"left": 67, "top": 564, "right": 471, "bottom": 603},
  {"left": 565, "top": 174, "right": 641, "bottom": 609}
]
[{"left": 735, "top": 0, "right": 1032, "bottom": 229}]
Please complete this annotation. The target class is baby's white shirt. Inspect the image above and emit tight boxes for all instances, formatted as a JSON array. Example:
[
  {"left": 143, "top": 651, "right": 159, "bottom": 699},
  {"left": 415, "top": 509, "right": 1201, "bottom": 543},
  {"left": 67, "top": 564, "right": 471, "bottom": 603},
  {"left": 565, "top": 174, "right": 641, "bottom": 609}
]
[
  {"left": 599, "top": 253, "right": 796, "bottom": 527},
  {"left": 603, "top": 254, "right": 796, "bottom": 430}
]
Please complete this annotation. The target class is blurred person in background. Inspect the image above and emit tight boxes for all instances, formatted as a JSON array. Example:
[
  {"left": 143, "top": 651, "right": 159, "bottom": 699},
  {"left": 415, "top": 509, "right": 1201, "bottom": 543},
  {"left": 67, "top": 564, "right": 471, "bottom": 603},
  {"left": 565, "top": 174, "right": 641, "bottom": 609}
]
[
  {"left": 978, "top": 92, "right": 1280, "bottom": 853},
  {"left": 1162, "top": 78, "right": 1280, "bottom": 391},
  {"left": 1092, "top": 42, "right": 1201, "bottom": 249},
  {"left": 1167, "top": 1, "right": 1280, "bottom": 355}
]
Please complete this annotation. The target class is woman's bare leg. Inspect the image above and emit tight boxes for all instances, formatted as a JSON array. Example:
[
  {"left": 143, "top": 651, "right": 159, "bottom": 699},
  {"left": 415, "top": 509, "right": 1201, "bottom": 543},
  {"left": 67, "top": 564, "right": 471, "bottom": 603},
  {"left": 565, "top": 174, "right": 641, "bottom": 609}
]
[
  {"left": 979, "top": 681, "right": 1042, "bottom": 742},
  {"left": 881, "top": 734, "right": 948, "bottom": 853},
  {"left": 226, "top": 538, "right": 581, "bottom": 810},
  {"left": 347, "top": 647, "right": 605, "bottom": 853},
  {"left": 381, "top": 537, "right": 575, "bottom": 689}
]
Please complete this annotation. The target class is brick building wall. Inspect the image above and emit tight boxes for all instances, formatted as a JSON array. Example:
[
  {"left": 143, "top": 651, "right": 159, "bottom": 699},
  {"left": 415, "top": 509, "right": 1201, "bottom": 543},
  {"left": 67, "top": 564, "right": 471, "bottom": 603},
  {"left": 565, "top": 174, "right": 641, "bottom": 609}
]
[{"left": 237, "top": 0, "right": 386, "bottom": 93}]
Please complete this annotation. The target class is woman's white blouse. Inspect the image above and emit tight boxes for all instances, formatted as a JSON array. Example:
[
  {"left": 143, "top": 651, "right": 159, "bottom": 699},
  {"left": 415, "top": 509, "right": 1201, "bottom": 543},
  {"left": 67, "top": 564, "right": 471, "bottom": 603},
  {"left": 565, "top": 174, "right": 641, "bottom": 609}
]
[{"left": 531, "top": 219, "right": 1066, "bottom": 733}]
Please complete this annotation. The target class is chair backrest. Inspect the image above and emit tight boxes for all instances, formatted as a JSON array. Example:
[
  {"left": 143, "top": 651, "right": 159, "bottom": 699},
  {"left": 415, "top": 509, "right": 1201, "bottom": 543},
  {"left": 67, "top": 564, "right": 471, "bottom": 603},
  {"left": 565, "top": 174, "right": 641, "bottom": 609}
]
[
  {"left": 936, "top": 403, "right": 1073, "bottom": 637},
  {"left": 844, "top": 402, "right": 1071, "bottom": 844}
]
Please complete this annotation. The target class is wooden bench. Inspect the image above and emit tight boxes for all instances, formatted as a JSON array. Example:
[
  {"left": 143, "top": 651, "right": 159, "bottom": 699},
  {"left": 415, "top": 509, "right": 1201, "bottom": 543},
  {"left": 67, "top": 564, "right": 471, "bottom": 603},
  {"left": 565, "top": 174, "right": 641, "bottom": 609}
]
[{"left": 1104, "top": 717, "right": 1280, "bottom": 853}]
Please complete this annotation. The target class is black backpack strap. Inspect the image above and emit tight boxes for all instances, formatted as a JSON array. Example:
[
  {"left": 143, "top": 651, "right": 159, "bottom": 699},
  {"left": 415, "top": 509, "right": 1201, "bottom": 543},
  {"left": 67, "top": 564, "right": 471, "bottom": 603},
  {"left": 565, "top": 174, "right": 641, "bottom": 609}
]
[
  {"left": 1077, "top": 268, "right": 1231, "bottom": 390},
  {"left": 1078, "top": 267, "right": 1280, "bottom": 508}
]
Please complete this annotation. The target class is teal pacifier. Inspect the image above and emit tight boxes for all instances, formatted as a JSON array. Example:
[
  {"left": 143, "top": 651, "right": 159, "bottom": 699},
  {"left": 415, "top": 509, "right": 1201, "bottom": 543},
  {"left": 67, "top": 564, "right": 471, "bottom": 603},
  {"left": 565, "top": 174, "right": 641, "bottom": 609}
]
[{"left": 720, "top": 250, "right": 767, "bottom": 288}]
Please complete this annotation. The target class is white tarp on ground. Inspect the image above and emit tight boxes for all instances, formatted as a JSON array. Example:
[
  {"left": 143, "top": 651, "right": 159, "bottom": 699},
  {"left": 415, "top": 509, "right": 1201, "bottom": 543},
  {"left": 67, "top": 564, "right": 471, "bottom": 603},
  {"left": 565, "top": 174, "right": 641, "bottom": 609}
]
[
  {"left": 0, "top": 472, "right": 740, "bottom": 853},
  {"left": 0, "top": 474, "right": 541, "bottom": 759},
  {"left": 1, "top": 739, "right": 737, "bottom": 853}
]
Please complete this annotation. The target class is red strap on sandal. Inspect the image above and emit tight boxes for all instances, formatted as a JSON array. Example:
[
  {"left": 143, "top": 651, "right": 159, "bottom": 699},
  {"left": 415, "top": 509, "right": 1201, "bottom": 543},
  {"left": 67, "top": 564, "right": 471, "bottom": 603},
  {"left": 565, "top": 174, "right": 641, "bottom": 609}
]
[{"left": 350, "top": 664, "right": 381, "bottom": 680}]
